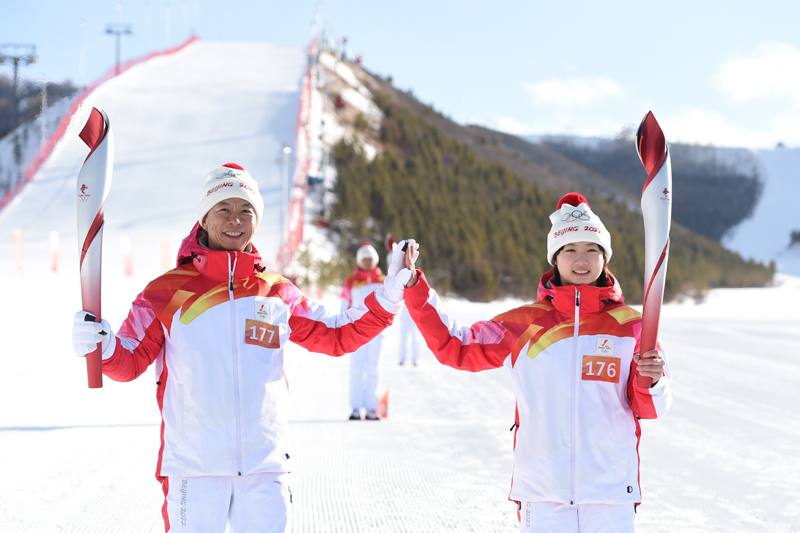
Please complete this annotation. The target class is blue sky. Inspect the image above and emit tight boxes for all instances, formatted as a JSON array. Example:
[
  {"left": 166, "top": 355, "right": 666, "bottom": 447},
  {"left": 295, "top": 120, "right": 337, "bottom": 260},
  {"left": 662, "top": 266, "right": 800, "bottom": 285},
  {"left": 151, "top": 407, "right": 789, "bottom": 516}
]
[{"left": 4, "top": 0, "right": 800, "bottom": 148}]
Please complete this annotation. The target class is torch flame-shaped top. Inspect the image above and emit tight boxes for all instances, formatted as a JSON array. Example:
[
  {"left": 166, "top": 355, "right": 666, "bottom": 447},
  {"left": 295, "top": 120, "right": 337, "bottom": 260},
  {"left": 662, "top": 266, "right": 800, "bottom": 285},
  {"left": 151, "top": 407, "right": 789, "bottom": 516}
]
[
  {"left": 636, "top": 111, "right": 666, "bottom": 177},
  {"left": 79, "top": 108, "right": 107, "bottom": 163}
]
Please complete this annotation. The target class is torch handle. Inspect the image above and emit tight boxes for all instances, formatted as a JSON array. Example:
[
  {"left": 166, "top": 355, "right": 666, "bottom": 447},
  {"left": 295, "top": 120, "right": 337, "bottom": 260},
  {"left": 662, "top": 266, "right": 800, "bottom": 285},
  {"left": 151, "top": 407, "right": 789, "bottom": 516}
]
[
  {"left": 86, "top": 346, "right": 104, "bottom": 388},
  {"left": 637, "top": 364, "right": 654, "bottom": 388},
  {"left": 82, "top": 312, "right": 104, "bottom": 388},
  {"left": 638, "top": 321, "right": 658, "bottom": 387}
]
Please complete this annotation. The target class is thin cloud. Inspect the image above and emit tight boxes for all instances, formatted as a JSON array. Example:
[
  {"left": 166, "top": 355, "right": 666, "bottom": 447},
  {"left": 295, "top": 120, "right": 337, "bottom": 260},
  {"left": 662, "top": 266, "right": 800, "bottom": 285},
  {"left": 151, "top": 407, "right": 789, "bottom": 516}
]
[
  {"left": 662, "top": 108, "right": 772, "bottom": 148},
  {"left": 523, "top": 77, "right": 625, "bottom": 107},
  {"left": 491, "top": 116, "right": 534, "bottom": 135},
  {"left": 716, "top": 42, "right": 800, "bottom": 104},
  {"left": 489, "top": 113, "right": 630, "bottom": 140}
]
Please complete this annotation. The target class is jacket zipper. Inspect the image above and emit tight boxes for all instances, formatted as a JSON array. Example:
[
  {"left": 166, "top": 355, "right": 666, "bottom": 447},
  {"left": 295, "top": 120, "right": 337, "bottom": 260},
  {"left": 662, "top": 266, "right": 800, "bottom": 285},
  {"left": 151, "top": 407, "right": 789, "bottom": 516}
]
[
  {"left": 228, "top": 253, "right": 244, "bottom": 476},
  {"left": 569, "top": 287, "right": 581, "bottom": 505}
]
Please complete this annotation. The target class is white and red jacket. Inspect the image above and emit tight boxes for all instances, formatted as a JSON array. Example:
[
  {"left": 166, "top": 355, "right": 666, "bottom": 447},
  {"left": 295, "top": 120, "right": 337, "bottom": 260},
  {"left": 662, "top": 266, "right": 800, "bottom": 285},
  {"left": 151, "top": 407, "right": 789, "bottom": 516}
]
[
  {"left": 340, "top": 266, "right": 385, "bottom": 312},
  {"left": 102, "top": 224, "right": 397, "bottom": 480},
  {"left": 405, "top": 269, "right": 672, "bottom": 506}
]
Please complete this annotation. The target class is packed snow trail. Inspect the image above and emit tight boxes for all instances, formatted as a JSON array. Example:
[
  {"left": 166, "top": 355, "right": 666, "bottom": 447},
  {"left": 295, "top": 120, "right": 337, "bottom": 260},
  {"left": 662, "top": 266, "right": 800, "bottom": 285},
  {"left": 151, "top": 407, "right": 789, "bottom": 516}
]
[{"left": 1, "top": 275, "right": 799, "bottom": 531}]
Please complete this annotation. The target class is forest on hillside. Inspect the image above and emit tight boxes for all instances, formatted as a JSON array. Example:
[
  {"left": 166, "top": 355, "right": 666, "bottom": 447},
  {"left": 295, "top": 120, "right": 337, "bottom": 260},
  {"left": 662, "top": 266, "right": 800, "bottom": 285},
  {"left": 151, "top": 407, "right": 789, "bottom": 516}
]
[
  {"left": 542, "top": 135, "right": 765, "bottom": 242},
  {"left": 0, "top": 75, "right": 77, "bottom": 140},
  {"left": 328, "top": 93, "right": 774, "bottom": 303}
]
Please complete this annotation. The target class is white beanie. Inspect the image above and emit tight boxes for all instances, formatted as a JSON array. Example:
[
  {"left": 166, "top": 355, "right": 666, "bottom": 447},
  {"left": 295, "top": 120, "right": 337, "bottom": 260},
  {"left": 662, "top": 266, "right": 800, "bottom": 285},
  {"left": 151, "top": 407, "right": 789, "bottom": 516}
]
[
  {"left": 198, "top": 163, "right": 264, "bottom": 227},
  {"left": 547, "top": 192, "right": 612, "bottom": 265},
  {"left": 356, "top": 242, "right": 379, "bottom": 264}
]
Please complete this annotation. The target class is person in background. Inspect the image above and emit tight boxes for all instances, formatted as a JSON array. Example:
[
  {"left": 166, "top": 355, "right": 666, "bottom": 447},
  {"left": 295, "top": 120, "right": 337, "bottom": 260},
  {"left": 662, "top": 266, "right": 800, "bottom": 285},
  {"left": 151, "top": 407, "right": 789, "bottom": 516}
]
[
  {"left": 342, "top": 242, "right": 386, "bottom": 420},
  {"left": 403, "top": 193, "right": 671, "bottom": 533},
  {"left": 398, "top": 306, "right": 421, "bottom": 366},
  {"left": 71, "top": 163, "right": 415, "bottom": 532}
]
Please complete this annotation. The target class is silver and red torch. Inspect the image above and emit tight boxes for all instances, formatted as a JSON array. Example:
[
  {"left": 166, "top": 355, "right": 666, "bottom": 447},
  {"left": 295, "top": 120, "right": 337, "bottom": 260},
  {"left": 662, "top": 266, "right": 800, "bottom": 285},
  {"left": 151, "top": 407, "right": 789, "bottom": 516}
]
[
  {"left": 636, "top": 111, "right": 672, "bottom": 387},
  {"left": 76, "top": 108, "right": 114, "bottom": 388}
]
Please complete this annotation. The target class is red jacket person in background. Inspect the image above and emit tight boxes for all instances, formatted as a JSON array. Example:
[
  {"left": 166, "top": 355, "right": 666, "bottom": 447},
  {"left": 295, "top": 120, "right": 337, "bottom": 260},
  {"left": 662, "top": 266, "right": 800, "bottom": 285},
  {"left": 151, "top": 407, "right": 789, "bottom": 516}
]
[
  {"left": 403, "top": 193, "right": 671, "bottom": 533},
  {"left": 71, "top": 163, "right": 414, "bottom": 532},
  {"left": 341, "top": 242, "right": 385, "bottom": 420}
]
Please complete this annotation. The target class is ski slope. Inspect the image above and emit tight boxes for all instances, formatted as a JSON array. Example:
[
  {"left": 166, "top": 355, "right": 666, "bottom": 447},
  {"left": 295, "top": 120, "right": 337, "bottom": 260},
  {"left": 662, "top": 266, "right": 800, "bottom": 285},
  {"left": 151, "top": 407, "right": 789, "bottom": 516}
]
[
  {"left": 0, "top": 39, "right": 307, "bottom": 277},
  {"left": 723, "top": 148, "right": 800, "bottom": 276},
  {"left": 1, "top": 41, "right": 799, "bottom": 532}
]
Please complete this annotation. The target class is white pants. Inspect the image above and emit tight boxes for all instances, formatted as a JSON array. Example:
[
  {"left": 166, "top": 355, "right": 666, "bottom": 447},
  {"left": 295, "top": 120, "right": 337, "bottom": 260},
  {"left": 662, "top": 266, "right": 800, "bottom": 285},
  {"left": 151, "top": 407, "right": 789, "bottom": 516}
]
[
  {"left": 398, "top": 307, "right": 420, "bottom": 364},
  {"left": 350, "top": 335, "right": 382, "bottom": 410},
  {"left": 161, "top": 472, "right": 292, "bottom": 532},
  {"left": 519, "top": 501, "right": 635, "bottom": 533}
]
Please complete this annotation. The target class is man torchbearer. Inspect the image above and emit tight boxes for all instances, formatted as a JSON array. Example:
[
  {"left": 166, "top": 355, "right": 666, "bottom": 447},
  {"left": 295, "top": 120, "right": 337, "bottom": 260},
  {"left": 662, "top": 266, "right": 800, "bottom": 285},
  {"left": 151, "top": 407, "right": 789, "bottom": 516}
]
[{"left": 71, "top": 163, "right": 415, "bottom": 532}]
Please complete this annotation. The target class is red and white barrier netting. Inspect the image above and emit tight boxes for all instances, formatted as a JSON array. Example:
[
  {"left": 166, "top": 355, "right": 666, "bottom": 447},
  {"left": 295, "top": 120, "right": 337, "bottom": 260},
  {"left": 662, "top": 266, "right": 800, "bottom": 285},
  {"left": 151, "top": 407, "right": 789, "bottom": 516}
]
[{"left": 276, "top": 39, "right": 317, "bottom": 270}]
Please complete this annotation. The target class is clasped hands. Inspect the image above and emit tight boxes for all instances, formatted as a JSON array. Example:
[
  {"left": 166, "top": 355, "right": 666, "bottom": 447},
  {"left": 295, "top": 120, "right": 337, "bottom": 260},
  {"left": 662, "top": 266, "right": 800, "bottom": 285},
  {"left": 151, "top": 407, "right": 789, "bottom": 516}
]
[{"left": 382, "top": 239, "right": 419, "bottom": 304}]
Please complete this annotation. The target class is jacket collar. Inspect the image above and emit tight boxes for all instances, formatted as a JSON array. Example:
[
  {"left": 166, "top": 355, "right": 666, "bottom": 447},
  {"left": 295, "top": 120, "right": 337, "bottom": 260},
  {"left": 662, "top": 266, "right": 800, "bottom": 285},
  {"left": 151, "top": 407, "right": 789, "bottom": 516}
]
[
  {"left": 176, "top": 222, "right": 263, "bottom": 281},
  {"left": 536, "top": 268, "right": 624, "bottom": 315}
]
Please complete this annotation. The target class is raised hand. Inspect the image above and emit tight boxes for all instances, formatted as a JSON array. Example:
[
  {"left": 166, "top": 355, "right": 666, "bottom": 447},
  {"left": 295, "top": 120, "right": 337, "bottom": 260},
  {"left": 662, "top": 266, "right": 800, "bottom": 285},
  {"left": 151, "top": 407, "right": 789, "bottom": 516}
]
[
  {"left": 382, "top": 239, "right": 420, "bottom": 303},
  {"left": 401, "top": 239, "right": 419, "bottom": 287}
]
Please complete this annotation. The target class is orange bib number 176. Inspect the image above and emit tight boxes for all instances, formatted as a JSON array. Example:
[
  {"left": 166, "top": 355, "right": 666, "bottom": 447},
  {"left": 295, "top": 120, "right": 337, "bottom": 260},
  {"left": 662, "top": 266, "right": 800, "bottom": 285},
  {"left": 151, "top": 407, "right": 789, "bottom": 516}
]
[
  {"left": 582, "top": 355, "right": 621, "bottom": 384},
  {"left": 245, "top": 319, "right": 280, "bottom": 349}
]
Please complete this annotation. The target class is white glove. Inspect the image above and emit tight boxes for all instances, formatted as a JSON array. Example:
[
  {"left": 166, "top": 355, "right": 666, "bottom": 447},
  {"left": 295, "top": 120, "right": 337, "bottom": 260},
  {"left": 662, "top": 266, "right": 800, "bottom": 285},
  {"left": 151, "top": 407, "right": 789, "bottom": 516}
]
[
  {"left": 72, "top": 311, "right": 115, "bottom": 360},
  {"left": 379, "top": 239, "right": 420, "bottom": 307}
]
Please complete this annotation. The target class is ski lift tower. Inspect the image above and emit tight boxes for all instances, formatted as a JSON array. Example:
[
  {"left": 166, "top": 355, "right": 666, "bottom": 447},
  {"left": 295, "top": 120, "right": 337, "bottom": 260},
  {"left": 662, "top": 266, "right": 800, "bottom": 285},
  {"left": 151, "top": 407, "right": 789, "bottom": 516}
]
[
  {"left": 276, "top": 143, "right": 296, "bottom": 271},
  {"left": 105, "top": 22, "right": 133, "bottom": 75},
  {"left": 0, "top": 43, "right": 38, "bottom": 128},
  {"left": 106, "top": 3, "right": 132, "bottom": 76}
]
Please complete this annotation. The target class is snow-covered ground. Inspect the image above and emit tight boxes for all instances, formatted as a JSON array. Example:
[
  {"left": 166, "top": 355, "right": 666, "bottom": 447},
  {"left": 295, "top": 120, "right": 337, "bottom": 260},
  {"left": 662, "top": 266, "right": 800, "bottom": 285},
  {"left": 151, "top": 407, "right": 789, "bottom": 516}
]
[
  {"left": 1, "top": 269, "right": 798, "bottom": 532},
  {"left": 723, "top": 148, "right": 800, "bottom": 276},
  {"left": 1, "top": 41, "right": 799, "bottom": 532}
]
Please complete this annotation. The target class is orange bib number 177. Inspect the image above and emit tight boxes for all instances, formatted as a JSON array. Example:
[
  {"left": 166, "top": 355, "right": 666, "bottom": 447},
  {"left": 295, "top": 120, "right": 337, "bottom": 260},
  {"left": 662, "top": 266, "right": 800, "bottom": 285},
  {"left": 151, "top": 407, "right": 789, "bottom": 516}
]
[
  {"left": 582, "top": 355, "right": 621, "bottom": 384},
  {"left": 245, "top": 319, "right": 280, "bottom": 349}
]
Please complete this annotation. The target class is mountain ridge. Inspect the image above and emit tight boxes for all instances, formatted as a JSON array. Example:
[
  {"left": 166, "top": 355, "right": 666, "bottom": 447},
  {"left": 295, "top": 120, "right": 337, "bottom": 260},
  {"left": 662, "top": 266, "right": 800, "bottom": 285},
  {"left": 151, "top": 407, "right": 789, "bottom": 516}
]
[{"left": 320, "top": 58, "right": 774, "bottom": 303}]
